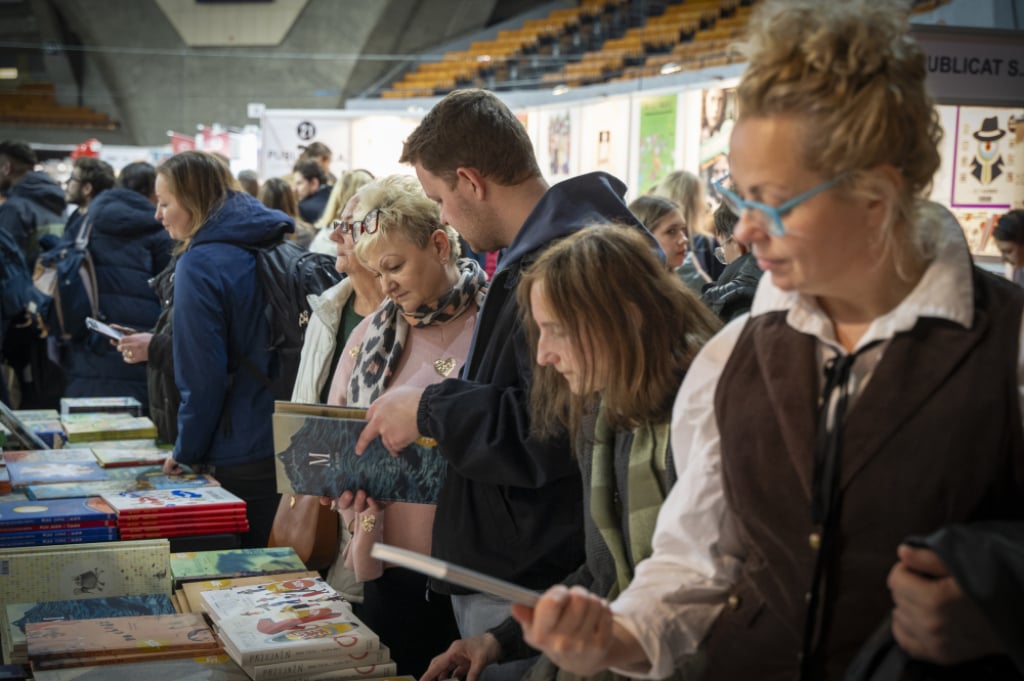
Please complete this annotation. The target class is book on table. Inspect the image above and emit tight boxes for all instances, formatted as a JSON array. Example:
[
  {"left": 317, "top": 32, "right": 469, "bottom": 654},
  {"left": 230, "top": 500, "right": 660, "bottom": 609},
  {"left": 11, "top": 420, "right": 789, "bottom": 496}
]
[
  {"left": 61, "top": 414, "right": 157, "bottom": 443},
  {"left": 100, "top": 486, "right": 245, "bottom": 516},
  {"left": 4, "top": 594, "right": 175, "bottom": 665},
  {"left": 273, "top": 401, "right": 445, "bottom": 504},
  {"left": 0, "top": 497, "right": 116, "bottom": 529},
  {"left": 179, "top": 571, "right": 319, "bottom": 614},
  {"left": 5, "top": 461, "right": 108, "bottom": 489},
  {"left": 59, "top": 397, "right": 143, "bottom": 418},
  {"left": 1, "top": 449, "right": 97, "bottom": 465},
  {"left": 29, "top": 653, "right": 248, "bottom": 681},
  {"left": 25, "top": 612, "right": 219, "bottom": 670},
  {"left": 204, "top": 577, "right": 381, "bottom": 666},
  {"left": 0, "top": 538, "right": 172, "bottom": 607},
  {"left": 168, "top": 546, "right": 307, "bottom": 585},
  {"left": 242, "top": 646, "right": 392, "bottom": 681}
]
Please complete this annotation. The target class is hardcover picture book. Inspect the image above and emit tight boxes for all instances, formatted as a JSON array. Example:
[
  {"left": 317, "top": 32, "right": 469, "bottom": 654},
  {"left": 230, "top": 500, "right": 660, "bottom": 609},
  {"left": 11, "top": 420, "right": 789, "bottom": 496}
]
[
  {"left": 5, "top": 461, "right": 108, "bottom": 489},
  {"left": 244, "top": 646, "right": 392, "bottom": 681},
  {"left": 91, "top": 445, "right": 170, "bottom": 468},
  {"left": 61, "top": 415, "right": 157, "bottom": 443},
  {"left": 0, "top": 538, "right": 172, "bottom": 605},
  {"left": 273, "top": 402, "right": 445, "bottom": 504},
  {"left": 26, "top": 481, "right": 144, "bottom": 502},
  {"left": 207, "top": 577, "right": 380, "bottom": 667},
  {"left": 101, "top": 487, "right": 245, "bottom": 516},
  {"left": 179, "top": 571, "right": 318, "bottom": 615},
  {"left": 25, "top": 613, "right": 219, "bottom": 668},
  {"left": 2, "top": 449, "right": 97, "bottom": 465},
  {"left": 0, "top": 497, "right": 116, "bottom": 529},
  {"left": 169, "top": 547, "right": 307, "bottom": 585}
]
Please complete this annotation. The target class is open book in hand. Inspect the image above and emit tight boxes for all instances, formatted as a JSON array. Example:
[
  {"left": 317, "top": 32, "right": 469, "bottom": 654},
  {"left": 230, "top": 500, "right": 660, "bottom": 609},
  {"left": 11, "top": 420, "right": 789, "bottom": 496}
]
[
  {"left": 370, "top": 543, "right": 540, "bottom": 607},
  {"left": 272, "top": 401, "right": 446, "bottom": 504}
]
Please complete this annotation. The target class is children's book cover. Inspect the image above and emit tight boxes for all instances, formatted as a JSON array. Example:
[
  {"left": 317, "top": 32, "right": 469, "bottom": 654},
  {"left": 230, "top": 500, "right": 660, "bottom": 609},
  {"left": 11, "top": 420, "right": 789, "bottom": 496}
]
[
  {"left": 62, "top": 415, "right": 157, "bottom": 443},
  {"left": 0, "top": 497, "right": 115, "bottom": 528},
  {"left": 91, "top": 445, "right": 171, "bottom": 468},
  {"left": 273, "top": 402, "right": 445, "bottom": 504},
  {"left": 216, "top": 600, "right": 380, "bottom": 666},
  {"left": 169, "top": 547, "right": 306, "bottom": 584},
  {"left": 30, "top": 653, "right": 248, "bottom": 680},
  {"left": 26, "top": 481, "right": 139, "bottom": 501},
  {"left": 180, "top": 571, "right": 318, "bottom": 615},
  {"left": 201, "top": 577, "right": 345, "bottom": 624},
  {"left": 101, "top": 487, "right": 245, "bottom": 516},
  {"left": 0, "top": 538, "right": 172, "bottom": 604},
  {"left": 5, "top": 461, "right": 108, "bottom": 489},
  {"left": 25, "top": 612, "right": 218, "bottom": 661},
  {"left": 2, "top": 449, "right": 97, "bottom": 465}
]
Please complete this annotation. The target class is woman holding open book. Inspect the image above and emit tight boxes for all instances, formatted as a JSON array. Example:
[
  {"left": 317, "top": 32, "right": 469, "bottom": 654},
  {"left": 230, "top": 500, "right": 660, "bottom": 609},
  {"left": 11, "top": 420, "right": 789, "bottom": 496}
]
[
  {"left": 325, "top": 174, "right": 487, "bottom": 676},
  {"left": 422, "top": 225, "right": 719, "bottom": 681}
]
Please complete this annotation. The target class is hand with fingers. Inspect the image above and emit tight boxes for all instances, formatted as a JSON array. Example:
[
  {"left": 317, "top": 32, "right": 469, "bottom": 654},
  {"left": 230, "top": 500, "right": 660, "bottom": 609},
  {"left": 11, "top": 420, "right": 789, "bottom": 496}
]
[
  {"left": 420, "top": 633, "right": 502, "bottom": 681},
  {"left": 511, "top": 585, "right": 616, "bottom": 677},
  {"left": 888, "top": 544, "right": 1004, "bottom": 664},
  {"left": 116, "top": 330, "right": 153, "bottom": 364},
  {"left": 355, "top": 386, "right": 425, "bottom": 456}
]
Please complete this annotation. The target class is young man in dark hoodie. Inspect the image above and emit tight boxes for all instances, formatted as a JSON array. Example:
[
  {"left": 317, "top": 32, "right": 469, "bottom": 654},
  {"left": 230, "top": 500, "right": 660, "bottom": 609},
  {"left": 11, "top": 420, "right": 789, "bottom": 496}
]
[
  {"left": 352, "top": 89, "right": 650, "bottom": 681},
  {"left": 0, "top": 140, "right": 67, "bottom": 408}
]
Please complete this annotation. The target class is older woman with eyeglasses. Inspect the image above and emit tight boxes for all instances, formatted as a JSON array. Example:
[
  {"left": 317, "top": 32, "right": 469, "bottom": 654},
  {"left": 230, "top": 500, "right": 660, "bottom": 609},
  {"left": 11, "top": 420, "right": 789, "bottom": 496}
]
[
  {"left": 512, "top": 1, "right": 1024, "bottom": 679},
  {"left": 324, "top": 174, "right": 487, "bottom": 677}
]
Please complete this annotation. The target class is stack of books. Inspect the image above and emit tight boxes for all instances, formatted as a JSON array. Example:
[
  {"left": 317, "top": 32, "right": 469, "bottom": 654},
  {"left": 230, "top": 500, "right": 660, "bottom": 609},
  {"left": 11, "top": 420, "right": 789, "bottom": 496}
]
[
  {"left": 12, "top": 408, "right": 66, "bottom": 448},
  {"left": 30, "top": 653, "right": 249, "bottom": 680},
  {"left": 0, "top": 497, "right": 119, "bottom": 549},
  {"left": 4, "top": 450, "right": 110, "bottom": 493},
  {"left": 25, "top": 612, "right": 221, "bottom": 670},
  {"left": 60, "top": 413, "right": 158, "bottom": 444},
  {"left": 87, "top": 438, "right": 172, "bottom": 468},
  {"left": 101, "top": 487, "right": 249, "bottom": 540},
  {"left": 4, "top": 594, "right": 176, "bottom": 665},
  {"left": 201, "top": 575, "right": 393, "bottom": 680}
]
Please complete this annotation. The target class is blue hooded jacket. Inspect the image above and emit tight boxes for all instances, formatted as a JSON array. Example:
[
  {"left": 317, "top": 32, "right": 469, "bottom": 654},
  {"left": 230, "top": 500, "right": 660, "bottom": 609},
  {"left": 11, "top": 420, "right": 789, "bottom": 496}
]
[
  {"left": 63, "top": 188, "right": 174, "bottom": 407},
  {"left": 0, "top": 171, "right": 66, "bottom": 264},
  {"left": 173, "top": 191, "right": 294, "bottom": 467}
]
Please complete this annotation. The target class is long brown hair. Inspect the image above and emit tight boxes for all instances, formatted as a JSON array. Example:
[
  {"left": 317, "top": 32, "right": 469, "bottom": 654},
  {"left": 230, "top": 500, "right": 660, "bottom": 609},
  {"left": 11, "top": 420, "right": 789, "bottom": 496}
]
[
  {"left": 157, "top": 151, "right": 238, "bottom": 251},
  {"left": 518, "top": 225, "right": 721, "bottom": 441}
]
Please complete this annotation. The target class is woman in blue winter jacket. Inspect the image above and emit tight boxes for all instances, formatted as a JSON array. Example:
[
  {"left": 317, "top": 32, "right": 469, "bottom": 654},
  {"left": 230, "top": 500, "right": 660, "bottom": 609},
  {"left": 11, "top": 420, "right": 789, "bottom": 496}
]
[{"left": 152, "top": 150, "right": 294, "bottom": 547}]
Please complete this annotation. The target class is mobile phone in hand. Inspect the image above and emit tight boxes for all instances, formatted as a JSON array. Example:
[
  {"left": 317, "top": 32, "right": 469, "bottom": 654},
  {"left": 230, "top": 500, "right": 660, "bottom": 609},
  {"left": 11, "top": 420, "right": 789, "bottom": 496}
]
[{"left": 86, "top": 317, "right": 123, "bottom": 340}]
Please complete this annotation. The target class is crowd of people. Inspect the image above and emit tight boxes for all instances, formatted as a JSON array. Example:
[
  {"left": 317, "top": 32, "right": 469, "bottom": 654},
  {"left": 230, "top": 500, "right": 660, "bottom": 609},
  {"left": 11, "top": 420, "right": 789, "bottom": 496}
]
[{"left": 1, "top": 0, "right": 1022, "bottom": 678}]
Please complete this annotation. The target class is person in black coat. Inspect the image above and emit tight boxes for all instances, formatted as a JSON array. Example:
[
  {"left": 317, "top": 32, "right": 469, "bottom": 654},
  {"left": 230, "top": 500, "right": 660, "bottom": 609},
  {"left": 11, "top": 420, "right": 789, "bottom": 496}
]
[
  {"left": 63, "top": 162, "right": 173, "bottom": 410},
  {"left": 700, "top": 203, "right": 763, "bottom": 322}
]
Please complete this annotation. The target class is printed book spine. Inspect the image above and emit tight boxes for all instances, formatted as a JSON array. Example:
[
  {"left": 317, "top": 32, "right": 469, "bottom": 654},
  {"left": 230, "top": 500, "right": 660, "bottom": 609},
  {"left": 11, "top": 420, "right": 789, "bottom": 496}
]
[
  {"left": 247, "top": 646, "right": 392, "bottom": 680},
  {"left": 218, "top": 619, "right": 380, "bottom": 666},
  {"left": 0, "top": 519, "right": 116, "bottom": 533}
]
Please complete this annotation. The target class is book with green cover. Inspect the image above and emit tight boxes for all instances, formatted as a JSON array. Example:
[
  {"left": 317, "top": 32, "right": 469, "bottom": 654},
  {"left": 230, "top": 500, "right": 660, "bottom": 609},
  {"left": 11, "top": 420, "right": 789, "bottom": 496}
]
[
  {"left": 273, "top": 402, "right": 445, "bottom": 504},
  {"left": 169, "top": 547, "right": 306, "bottom": 585}
]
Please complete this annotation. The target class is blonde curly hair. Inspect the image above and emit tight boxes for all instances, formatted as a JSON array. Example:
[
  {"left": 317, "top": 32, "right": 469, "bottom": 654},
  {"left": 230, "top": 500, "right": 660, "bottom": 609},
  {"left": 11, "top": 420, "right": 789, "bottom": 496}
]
[{"left": 737, "top": 0, "right": 944, "bottom": 267}]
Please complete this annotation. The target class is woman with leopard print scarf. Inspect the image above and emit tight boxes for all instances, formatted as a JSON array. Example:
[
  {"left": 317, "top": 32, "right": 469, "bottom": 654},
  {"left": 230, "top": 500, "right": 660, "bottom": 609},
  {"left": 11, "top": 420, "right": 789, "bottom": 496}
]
[{"left": 324, "top": 174, "right": 486, "bottom": 677}]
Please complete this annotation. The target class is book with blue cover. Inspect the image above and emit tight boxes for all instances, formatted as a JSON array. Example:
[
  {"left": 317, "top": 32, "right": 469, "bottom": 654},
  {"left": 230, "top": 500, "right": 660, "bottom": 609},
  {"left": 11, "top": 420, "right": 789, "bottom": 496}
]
[
  {"left": 5, "top": 461, "right": 108, "bottom": 490},
  {"left": 2, "top": 449, "right": 97, "bottom": 465},
  {"left": 26, "top": 481, "right": 139, "bottom": 502},
  {"left": 273, "top": 402, "right": 445, "bottom": 504},
  {"left": 0, "top": 497, "right": 116, "bottom": 529}
]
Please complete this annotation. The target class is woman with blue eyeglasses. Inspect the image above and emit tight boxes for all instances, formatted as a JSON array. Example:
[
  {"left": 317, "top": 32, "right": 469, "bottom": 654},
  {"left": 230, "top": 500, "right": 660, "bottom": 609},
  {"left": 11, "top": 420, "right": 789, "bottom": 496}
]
[{"left": 511, "top": 1, "right": 1024, "bottom": 679}]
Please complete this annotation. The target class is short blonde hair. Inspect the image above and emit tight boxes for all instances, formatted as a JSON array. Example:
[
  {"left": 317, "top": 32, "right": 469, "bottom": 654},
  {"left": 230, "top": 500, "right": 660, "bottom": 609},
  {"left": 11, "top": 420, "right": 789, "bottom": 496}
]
[
  {"left": 352, "top": 174, "right": 461, "bottom": 263},
  {"left": 316, "top": 168, "right": 375, "bottom": 228},
  {"left": 738, "top": 0, "right": 943, "bottom": 262}
]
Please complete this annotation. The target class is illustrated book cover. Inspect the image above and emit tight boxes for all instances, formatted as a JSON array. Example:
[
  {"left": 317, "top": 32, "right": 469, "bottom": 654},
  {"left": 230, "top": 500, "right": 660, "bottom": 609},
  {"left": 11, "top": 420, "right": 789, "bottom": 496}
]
[
  {"left": 244, "top": 645, "right": 392, "bottom": 681},
  {"left": 61, "top": 415, "right": 157, "bottom": 443},
  {"left": 273, "top": 402, "right": 445, "bottom": 504},
  {"left": 2, "top": 449, "right": 97, "bottom": 465},
  {"left": 169, "top": 547, "right": 307, "bottom": 585},
  {"left": 0, "top": 497, "right": 116, "bottom": 529},
  {"left": 0, "top": 538, "right": 172, "bottom": 605},
  {"left": 25, "top": 613, "right": 219, "bottom": 669},
  {"left": 5, "top": 461, "right": 108, "bottom": 489},
  {"left": 26, "top": 481, "right": 142, "bottom": 502},
  {"left": 101, "top": 487, "right": 245, "bottom": 516},
  {"left": 180, "top": 571, "right": 318, "bottom": 615}
]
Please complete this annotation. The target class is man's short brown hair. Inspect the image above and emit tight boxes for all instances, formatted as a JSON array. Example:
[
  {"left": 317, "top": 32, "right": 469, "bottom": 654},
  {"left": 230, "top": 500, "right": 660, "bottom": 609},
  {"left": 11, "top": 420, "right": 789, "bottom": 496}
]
[{"left": 399, "top": 89, "right": 540, "bottom": 188}]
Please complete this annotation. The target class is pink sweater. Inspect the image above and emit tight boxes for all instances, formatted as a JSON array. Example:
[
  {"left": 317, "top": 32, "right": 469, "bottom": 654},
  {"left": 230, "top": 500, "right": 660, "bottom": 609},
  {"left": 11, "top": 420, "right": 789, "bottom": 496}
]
[{"left": 326, "top": 303, "right": 478, "bottom": 581}]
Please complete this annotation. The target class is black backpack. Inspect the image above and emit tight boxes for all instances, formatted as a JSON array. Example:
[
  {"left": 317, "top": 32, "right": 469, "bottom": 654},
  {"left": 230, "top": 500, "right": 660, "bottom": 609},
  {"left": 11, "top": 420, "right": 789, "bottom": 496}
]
[{"left": 222, "top": 238, "right": 343, "bottom": 400}]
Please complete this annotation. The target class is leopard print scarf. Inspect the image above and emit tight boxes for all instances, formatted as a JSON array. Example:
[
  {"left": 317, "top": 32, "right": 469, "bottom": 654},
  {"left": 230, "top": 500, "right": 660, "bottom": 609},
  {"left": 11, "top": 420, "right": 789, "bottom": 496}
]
[{"left": 347, "top": 257, "right": 487, "bottom": 407}]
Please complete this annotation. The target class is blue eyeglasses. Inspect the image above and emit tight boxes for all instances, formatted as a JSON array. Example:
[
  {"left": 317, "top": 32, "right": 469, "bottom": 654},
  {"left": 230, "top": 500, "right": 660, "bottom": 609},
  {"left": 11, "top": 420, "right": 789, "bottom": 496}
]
[{"left": 714, "top": 174, "right": 842, "bottom": 237}]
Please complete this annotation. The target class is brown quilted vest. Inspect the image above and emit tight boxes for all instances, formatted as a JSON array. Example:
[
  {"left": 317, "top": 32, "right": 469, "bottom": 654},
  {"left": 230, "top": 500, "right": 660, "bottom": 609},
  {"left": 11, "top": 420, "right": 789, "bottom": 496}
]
[{"left": 702, "top": 269, "right": 1024, "bottom": 681}]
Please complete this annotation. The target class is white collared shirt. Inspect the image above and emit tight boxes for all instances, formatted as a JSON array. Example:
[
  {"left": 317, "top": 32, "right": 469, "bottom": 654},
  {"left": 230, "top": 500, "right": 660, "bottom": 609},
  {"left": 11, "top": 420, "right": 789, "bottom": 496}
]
[{"left": 610, "top": 206, "right": 1024, "bottom": 679}]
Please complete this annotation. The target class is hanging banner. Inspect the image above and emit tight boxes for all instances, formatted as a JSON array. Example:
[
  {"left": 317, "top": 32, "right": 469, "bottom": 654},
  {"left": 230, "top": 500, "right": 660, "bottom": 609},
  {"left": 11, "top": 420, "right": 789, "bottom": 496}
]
[
  {"left": 260, "top": 110, "right": 353, "bottom": 181},
  {"left": 637, "top": 95, "right": 677, "bottom": 193}
]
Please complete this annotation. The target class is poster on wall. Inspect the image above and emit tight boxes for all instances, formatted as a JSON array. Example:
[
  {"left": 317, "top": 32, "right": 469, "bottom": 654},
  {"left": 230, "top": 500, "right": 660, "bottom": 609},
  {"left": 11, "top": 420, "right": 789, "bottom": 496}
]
[
  {"left": 699, "top": 86, "right": 737, "bottom": 208},
  {"left": 637, "top": 95, "right": 677, "bottom": 192},
  {"left": 349, "top": 116, "right": 422, "bottom": 178},
  {"left": 579, "top": 99, "right": 630, "bottom": 187},
  {"left": 260, "top": 110, "right": 352, "bottom": 181},
  {"left": 537, "top": 108, "right": 575, "bottom": 182},
  {"left": 952, "top": 107, "right": 1018, "bottom": 210}
]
